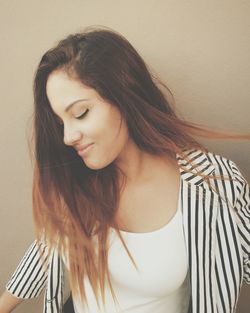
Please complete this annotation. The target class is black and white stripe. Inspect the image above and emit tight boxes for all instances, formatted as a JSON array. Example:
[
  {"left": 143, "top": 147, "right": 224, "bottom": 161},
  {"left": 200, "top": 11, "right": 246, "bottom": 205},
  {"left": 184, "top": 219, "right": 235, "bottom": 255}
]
[
  {"left": 5, "top": 149, "right": 250, "bottom": 313},
  {"left": 6, "top": 240, "right": 49, "bottom": 298}
]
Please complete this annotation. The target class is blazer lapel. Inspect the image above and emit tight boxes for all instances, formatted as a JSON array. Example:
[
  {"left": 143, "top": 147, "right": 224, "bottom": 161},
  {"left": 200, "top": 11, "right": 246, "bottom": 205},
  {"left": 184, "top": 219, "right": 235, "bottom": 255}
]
[{"left": 177, "top": 149, "right": 219, "bottom": 313}]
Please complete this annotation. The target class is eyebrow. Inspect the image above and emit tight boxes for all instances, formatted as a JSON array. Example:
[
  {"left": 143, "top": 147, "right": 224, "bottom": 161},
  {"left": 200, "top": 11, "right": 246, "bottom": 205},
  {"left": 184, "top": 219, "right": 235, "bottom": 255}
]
[{"left": 65, "top": 98, "right": 90, "bottom": 112}]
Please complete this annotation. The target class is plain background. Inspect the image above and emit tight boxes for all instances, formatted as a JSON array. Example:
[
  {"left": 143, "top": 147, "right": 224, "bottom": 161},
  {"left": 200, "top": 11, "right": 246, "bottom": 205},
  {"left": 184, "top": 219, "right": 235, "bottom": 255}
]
[{"left": 0, "top": 0, "right": 249, "bottom": 312}]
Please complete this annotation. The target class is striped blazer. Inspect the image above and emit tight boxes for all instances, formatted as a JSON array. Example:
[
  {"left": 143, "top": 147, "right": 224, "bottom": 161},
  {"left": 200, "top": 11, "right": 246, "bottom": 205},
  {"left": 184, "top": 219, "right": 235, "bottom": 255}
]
[{"left": 5, "top": 149, "right": 250, "bottom": 313}]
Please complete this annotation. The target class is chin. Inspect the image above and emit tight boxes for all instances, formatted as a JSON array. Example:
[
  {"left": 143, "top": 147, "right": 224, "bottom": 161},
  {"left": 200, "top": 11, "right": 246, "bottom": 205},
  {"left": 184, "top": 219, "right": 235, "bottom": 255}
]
[{"left": 83, "top": 159, "right": 111, "bottom": 171}]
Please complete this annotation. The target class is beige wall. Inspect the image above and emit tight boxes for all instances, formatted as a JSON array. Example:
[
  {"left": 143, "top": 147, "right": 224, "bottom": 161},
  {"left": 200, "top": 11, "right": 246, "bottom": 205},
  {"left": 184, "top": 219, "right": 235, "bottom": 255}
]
[{"left": 0, "top": 1, "right": 249, "bottom": 312}]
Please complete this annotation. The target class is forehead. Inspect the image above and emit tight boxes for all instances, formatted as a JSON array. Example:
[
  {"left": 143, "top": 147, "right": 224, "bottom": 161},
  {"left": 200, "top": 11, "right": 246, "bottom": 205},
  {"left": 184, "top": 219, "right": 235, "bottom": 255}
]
[{"left": 46, "top": 70, "right": 100, "bottom": 109}]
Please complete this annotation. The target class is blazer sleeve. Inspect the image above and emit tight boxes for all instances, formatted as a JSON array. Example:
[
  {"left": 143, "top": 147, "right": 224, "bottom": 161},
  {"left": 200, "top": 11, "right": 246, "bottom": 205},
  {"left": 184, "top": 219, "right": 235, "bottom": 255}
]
[
  {"left": 5, "top": 240, "right": 50, "bottom": 298},
  {"left": 230, "top": 160, "right": 250, "bottom": 284}
]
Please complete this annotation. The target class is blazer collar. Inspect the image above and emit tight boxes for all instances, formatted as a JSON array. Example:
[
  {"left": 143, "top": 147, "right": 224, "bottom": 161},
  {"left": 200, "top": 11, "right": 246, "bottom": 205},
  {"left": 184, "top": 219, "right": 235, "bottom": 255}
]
[{"left": 176, "top": 148, "right": 216, "bottom": 186}]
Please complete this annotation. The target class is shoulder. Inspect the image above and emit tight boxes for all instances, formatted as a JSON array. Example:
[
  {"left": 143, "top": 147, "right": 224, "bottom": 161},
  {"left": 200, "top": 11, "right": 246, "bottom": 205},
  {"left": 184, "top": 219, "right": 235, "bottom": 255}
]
[
  {"left": 205, "top": 149, "right": 247, "bottom": 189},
  {"left": 182, "top": 147, "right": 239, "bottom": 174},
  {"left": 181, "top": 148, "right": 249, "bottom": 202},
  {"left": 183, "top": 147, "right": 246, "bottom": 180}
]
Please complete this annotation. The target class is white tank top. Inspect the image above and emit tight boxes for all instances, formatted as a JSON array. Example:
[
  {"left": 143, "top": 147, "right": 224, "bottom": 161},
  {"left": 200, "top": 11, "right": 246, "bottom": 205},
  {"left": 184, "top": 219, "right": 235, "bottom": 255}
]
[{"left": 72, "top": 184, "right": 191, "bottom": 313}]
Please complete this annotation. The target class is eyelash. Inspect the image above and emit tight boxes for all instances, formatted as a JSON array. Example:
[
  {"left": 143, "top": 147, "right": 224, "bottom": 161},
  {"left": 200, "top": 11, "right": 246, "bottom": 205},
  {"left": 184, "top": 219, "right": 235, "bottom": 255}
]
[
  {"left": 57, "top": 109, "right": 89, "bottom": 125},
  {"left": 76, "top": 109, "right": 89, "bottom": 120}
]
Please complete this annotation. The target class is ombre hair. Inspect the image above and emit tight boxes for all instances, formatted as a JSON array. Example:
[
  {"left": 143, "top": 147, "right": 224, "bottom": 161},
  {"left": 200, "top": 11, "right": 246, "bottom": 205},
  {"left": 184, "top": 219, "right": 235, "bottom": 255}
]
[{"left": 31, "top": 25, "right": 249, "bottom": 309}]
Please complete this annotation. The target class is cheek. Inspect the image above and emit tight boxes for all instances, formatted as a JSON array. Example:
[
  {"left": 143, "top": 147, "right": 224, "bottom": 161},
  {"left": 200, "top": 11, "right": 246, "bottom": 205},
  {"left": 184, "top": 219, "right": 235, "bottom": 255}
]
[
  {"left": 99, "top": 116, "right": 128, "bottom": 159},
  {"left": 82, "top": 124, "right": 128, "bottom": 170},
  {"left": 107, "top": 121, "right": 129, "bottom": 161},
  {"left": 106, "top": 113, "right": 127, "bottom": 146},
  {"left": 95, "top": 107, "right": 125, "bottom": 143}
]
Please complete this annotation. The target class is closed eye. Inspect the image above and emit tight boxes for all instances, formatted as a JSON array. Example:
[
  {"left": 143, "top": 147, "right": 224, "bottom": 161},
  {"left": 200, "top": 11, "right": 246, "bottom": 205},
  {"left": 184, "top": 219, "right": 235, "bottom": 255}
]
[
  {"left": 76, "top": 109, "right": 89, "bottom": 120},
  {"left": 55, "top": 109, "right": 89, "bottom": 125}
]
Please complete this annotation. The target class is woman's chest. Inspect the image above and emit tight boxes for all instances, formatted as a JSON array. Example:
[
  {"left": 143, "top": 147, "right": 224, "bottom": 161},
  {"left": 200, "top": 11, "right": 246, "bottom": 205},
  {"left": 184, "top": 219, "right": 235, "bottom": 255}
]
[{"left": 115, "top": 173, "right": 181, "bottom": 233}]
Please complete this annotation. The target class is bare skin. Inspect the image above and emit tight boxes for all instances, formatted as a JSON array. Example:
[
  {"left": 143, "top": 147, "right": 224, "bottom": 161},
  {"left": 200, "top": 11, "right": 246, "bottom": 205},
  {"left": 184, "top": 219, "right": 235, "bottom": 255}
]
[
  {"left": 0, "top": 290, "right": 23, "bottom": 313},
  {"left": 115, "top": 154, "right": 181, "bottom": 233}
]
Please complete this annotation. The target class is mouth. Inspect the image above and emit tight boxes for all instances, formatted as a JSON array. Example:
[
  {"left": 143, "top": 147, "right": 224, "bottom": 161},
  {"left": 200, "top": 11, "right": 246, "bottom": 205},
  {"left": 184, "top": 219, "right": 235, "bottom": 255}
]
[{"left": 76, "top": 143, "right": 94, "bottom": 156}]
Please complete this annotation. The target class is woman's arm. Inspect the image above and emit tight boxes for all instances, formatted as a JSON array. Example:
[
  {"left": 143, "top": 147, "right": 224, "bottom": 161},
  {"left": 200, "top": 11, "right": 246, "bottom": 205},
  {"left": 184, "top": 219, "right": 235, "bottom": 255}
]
[
  {"left": 5, "top": 240, "right": 49, "bottom": 298},
  {"left": 4, "top": 239, "right": 65, "bottom": 313},
  {"left": 0, "top": 240, "right": 50, "bottom": 312},
  {"left": 1, "top": 239, "right": 50, "bottom": 313},
  {"left": 0, "top": 290, "right": 24, "bottom": 313}
]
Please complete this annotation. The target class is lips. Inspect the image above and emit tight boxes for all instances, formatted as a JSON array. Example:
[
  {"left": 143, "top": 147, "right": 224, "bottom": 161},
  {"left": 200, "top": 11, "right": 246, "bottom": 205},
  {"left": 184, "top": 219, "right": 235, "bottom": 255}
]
[{"left": 75, "top": 143, "right": 93, "bottom": 152}]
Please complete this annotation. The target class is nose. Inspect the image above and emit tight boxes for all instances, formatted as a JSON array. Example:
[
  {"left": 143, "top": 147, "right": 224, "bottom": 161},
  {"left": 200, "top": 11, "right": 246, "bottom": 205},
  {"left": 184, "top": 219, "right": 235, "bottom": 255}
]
[{"left": 63, "top": 129, "right": 82, "bottom": 146}]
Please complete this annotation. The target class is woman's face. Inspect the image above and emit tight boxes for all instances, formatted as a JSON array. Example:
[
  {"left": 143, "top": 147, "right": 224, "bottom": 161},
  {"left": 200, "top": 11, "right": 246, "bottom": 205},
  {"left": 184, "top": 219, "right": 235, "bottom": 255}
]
[{"left": 46, "top": 70, "right": 130, "bottom": 170}]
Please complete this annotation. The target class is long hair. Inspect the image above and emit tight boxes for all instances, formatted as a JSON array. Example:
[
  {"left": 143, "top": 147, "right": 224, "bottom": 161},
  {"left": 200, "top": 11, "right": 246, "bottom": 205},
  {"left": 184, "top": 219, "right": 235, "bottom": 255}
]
[{"left": 31, "top": 25, "right": 249, "bottom": 309}]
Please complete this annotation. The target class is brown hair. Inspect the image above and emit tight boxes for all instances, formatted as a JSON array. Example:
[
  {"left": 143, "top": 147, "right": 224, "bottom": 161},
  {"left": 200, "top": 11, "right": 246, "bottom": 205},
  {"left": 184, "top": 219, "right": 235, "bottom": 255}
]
[{"left": 31, "top": 25, "right": 249, "bottom": 309}]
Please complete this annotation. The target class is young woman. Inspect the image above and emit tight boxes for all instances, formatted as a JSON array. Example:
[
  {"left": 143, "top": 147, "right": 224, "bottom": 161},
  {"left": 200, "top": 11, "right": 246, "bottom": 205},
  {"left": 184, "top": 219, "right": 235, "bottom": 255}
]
[{"left": 0, "top": 26, "right": 249, "bottom": 313}]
